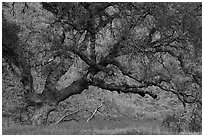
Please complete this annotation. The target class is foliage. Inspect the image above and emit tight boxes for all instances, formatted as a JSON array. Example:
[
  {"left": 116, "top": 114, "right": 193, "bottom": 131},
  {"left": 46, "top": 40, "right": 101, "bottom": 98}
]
[
  {"left": 2, "top": 2, "right": 202, "bottom": 130},
  {"left": 2, "top": 60, "right": 29, "bottom": 124},
  {"left": 162, "top": 104, "right": 202, "bottom": 133}
]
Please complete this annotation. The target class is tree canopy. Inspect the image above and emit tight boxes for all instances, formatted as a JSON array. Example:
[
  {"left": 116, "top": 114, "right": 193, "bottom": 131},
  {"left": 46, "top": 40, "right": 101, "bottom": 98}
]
[{"left": 2, "top": 2, "right": 202, "bottom": 126}]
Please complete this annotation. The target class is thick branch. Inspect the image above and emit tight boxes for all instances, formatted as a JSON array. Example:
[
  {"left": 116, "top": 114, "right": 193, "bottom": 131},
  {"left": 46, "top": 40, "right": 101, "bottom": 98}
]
[
  {"left": 70, "top": 47, "right": 111, "bottom": 74},
  {"left": 143, "top": 80, "right": 197, "bottom": 104},
  {"left": 56, "top": 76, "right": 90, "bottom": 103},
  {"left": 37, "top": 76, "right": 90, "bottom": 105},
  {"left": 97, "top": 36, "right": 199, "bottom": 104},
  {"left": 102, "top": 58, "right": 143, "bottom": 83},
  {"left": 92, "top": 77, "right": 157, "bottom": 99}
]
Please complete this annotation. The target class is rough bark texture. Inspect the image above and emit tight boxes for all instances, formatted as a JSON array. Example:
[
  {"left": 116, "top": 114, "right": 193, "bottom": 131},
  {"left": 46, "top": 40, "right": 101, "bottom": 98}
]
[
  {"left": 3, "top": 2, "right": 201, "bottom": 126},
  {"left": 57, "top": 76, "right": 90, "bottom": 103},
  {"left": 31, "top": 103, "right": 56, "bottom": 126},
  {"left": 30, "top": 76, "right": 90, "bottom": 125}
]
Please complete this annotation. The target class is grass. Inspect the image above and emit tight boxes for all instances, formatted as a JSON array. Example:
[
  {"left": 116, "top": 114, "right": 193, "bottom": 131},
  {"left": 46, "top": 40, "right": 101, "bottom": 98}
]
[{"left": 2, "top": 117, "right": 201, "bottom": 135}]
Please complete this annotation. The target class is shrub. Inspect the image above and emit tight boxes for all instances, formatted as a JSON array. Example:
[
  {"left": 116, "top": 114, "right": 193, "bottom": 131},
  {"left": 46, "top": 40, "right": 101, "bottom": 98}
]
[
  {"left": 162, "top": 112, "right": 188, "bottom": 134},
  {"left": 162, "top": 104, "right": 202, "bottom": 134},
  {"left": 188, "top": 105, "right": 202, "bottom": 132}
]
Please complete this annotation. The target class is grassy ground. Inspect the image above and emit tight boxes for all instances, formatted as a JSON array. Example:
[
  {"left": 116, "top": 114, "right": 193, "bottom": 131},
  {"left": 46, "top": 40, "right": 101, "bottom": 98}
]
[{"left": 2, "top": 117, "right": 201, "bottom": 135}]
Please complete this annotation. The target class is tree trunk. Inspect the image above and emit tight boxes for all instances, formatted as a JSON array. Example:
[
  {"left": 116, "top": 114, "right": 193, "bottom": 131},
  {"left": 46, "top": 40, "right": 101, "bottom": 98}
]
[
  {"left": 31, "top": 103, "right": 56, "bottom": 126},
  {"left": 31, "top": 76, "right": 89, "bottom": 126}
]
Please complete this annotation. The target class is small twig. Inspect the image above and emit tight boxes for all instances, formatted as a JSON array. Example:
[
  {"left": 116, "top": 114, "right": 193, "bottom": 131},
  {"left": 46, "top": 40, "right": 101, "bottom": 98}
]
[
  {"left": 55, "top": 108, "right": 82, "bottom": 124},
  {"left": 86, "top": 101, "right": 104, "bottom": 122},
  {"left": 97, "top": 110, "right": 107, "bottom": 117},
  {"left": 22, "top": 2, "right": 29, "bottom": 13},
  {"left": 12, "top": 2, "right": 15, "bottom": 16}
]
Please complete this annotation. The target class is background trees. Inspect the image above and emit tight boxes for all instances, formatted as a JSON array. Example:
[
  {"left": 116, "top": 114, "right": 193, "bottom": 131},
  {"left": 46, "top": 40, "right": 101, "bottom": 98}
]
[{"left": 2, "top": 2, "right": 201, "bottom": 130}]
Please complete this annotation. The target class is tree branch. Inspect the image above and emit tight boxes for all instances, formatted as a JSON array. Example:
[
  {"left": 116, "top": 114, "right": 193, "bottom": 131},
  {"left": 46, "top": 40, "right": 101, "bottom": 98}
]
[
  {"left": 92, "top": 77, "right": 157, "bottom": 99},
  {"left": 55, "top": 108, "right": 82, "bottom": 124},
  {"left": 145, "top": 44, "right": 202, "bottom": 88},
  {"left": 86, "top": 101, "right": 104, "bottom": 122},
  {"left": 40, "top": 76, "right": 90, "bottom": 104},
  {"left": 70, "top": 47, "right": 112, "bottom": 74},
  {"left": 144, "top": 80, "right": 198, "bottom": 104},
  {"left": 56, "top": 76, "right": 90, "bottom": 103}
]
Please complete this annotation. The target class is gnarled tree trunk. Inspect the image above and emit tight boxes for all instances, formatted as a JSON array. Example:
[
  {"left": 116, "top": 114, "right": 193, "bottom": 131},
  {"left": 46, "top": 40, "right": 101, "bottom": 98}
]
[{"left": 30, "top": 76, "right": 90, "bottom": 125}]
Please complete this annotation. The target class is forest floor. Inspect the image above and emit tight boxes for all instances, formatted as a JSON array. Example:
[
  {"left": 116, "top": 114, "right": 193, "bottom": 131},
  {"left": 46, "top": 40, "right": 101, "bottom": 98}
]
[{"left": 2, "top": 116, "right": 201, "bottom": 135}]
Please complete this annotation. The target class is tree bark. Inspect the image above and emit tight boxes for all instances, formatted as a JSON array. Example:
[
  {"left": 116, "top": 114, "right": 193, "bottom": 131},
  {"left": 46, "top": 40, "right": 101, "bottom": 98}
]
[
  {"left": 30, "top": 76, "right": 90, "bottom": 125},
  {"left": 31, "top": 103, "right": 56, "bottom": 126}
]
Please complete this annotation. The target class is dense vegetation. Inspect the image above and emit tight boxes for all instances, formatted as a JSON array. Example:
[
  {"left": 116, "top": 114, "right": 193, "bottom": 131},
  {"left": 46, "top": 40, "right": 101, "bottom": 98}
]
[{"left": 2, "top": 2, "right": 202, "bottom": 134}]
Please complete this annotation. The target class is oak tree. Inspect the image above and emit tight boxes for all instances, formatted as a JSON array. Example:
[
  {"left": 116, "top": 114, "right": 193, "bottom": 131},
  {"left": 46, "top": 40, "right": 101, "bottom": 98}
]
[{"left": 2, "top": 2, "right": 201, "bottom": 125}]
